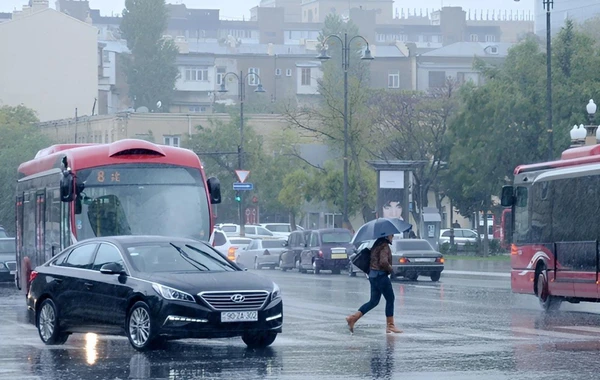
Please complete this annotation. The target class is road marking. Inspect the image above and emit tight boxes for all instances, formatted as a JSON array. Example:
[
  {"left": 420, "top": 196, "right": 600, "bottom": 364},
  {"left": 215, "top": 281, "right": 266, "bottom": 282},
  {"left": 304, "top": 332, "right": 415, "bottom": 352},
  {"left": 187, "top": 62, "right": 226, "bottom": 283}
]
[{"left": 511, "top": 326, "right": 594, "bottom": 340}]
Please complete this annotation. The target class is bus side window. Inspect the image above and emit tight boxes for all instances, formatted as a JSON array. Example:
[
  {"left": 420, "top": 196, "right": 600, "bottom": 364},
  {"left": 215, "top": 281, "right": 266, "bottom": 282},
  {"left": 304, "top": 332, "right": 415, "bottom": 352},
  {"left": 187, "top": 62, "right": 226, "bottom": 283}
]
[{"left": 514, "top": 186, "right": 530, "bottom": 243}]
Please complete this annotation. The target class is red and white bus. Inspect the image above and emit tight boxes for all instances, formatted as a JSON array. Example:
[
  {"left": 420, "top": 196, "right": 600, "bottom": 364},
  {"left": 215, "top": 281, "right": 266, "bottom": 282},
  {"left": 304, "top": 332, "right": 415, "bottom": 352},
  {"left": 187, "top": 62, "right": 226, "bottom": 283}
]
[
  {"left": 499, "top": 208, "right": 512, "bottom": 250},
  {"left": 501, "top": 143, "right": 600, "bottom": 310},
  {"left": 15, "top": 139, "right": 221, "bottom": 290}
]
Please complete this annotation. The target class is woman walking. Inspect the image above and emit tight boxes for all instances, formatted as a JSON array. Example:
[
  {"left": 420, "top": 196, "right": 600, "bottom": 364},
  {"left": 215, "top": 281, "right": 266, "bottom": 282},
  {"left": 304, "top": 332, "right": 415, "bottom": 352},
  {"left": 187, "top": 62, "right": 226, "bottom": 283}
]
[{"left": 346, "top": 235, "right": 402, "bottom": 334}]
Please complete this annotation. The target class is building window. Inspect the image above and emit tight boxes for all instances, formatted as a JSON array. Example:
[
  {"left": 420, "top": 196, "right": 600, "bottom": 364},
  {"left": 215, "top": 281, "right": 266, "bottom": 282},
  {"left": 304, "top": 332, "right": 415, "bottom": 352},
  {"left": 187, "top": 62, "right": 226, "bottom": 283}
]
[
  {"left": 248, "top": 68, "right": 260, "bottom": 86},
  {"left": 470, "top": 34, "right": 479, "bottom": 42},
  {"left": 185, "top": 66, "right": 209, "bottom": 81},
  {"left": 376, "top": 34, "right": 386, "bottom": 42},
  {"left": 275, "top": 68, "right": 282, "bottom": 76},
  {"left": 301, "top": 68, "right": 311, "bottom": 86},
  {"left": 428, "top": 71, "right": 446, "bottom": 88},
  {"left": 485, "top": 34, "right": 496, "bottom": 42},
  {"left": 216, "top": 67, "right": 226, "bottom": 85},
  {"left": 164, "top": 135, "right": 181, "bottom": 147},
  {"left": 388, "top": 71, "right": 400, "bottom": 89},
  {"left": 102, "top": 50, "right": 110, "bottom": 63},
  {"left": 188, "top": 106, "right": 207, "bottom": 113},
  {"left": 286, "top": 68, "right": 292, "bottom": 77}
]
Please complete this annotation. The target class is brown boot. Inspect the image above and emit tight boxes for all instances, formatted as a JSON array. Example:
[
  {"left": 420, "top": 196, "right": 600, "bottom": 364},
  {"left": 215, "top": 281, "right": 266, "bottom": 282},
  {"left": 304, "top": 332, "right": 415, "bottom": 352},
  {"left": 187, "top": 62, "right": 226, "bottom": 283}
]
[
  {"left": 345, "top": 311, "right": 363, "bottom": 334},
  {"left": 386, "top": 316, "right": 403, "bottom": 334}
]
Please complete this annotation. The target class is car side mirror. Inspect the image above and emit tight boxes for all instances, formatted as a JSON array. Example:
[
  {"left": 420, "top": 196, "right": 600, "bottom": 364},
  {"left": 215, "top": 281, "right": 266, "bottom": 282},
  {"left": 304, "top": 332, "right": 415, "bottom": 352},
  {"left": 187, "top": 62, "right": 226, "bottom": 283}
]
[{"left": 100, "top": 262, "right": 126, "bottom": 275}]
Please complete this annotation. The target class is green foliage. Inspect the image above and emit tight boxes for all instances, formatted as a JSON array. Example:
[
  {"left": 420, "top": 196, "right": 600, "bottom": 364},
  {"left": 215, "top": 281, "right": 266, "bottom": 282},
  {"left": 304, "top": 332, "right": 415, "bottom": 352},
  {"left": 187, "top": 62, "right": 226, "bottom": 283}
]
[
  {"left": 0, "top": 106, "right": 53, "bottom": 234},
  {"left": 121, "top": 0, "right": 179, "bottom": 112}
]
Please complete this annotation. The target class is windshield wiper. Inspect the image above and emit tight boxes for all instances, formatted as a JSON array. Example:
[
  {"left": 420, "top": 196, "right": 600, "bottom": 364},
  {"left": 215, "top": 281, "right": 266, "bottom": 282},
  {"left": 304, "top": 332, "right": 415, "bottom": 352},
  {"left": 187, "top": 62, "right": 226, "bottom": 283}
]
[
  {"left": 170, "top": 243, "right": 210, "bottom": 271},
  {"left": 184, "top": 244, "right": 236, "bottom": 270}
]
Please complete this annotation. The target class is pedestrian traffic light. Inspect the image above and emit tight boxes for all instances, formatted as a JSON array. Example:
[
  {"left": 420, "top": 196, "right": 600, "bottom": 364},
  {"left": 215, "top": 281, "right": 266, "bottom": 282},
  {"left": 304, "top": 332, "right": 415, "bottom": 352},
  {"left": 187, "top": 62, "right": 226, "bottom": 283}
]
[{"left": 235, "top": 192, "right": 241, "bottom": 202}]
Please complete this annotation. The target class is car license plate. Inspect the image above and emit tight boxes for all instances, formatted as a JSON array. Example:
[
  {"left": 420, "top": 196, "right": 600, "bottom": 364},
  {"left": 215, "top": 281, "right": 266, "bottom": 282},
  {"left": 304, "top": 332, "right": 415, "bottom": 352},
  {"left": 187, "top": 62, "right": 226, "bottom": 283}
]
[
  {"left": 413, "top": 258, "right": 435, "bottom": 262},
  {"left": 221, "top": 311, "right": 258, "bottom": 322},
  {"left": 331, "top": 253, "right": 348, "bottom": 259}
]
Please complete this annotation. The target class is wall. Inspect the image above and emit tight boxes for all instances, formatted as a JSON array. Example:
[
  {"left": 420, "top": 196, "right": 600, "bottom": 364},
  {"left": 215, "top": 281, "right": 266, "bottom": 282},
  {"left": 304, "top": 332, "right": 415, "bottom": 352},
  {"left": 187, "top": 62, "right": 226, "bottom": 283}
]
[{"left": 0, "top": 9, "right": 98, "bottom": 121}]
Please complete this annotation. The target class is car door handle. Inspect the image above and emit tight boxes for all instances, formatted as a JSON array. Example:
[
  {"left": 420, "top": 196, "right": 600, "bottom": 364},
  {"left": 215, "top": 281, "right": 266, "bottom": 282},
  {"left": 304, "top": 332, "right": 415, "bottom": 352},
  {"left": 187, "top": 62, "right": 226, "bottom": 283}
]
[{"left": 84, "top": 282, "right": 94, "bottom": 289}]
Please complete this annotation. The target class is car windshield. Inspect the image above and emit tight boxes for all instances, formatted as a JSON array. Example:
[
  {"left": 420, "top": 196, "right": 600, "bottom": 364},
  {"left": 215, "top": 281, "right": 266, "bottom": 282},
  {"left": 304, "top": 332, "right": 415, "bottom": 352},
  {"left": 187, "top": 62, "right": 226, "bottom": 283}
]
[
  {"left": 75, "top": 165, "right": 211, "bottom": 242},
  {"left": 262, "top": 240, "right": 285, "bottom": 248},
  {"left": 266, "top": 225, "right": 291, "bottom": 233},
  {"left": 125, "top": 242, "right": 236, "bottom": 273},
  {"left": 0, "top": 239, "right": 15, "bottom": 254},
  {"left": 322, "top": 232, "right": 352, "bottom": 244},
  {"left": 395, "top": 241, "right": 434, "bottom": 251}
]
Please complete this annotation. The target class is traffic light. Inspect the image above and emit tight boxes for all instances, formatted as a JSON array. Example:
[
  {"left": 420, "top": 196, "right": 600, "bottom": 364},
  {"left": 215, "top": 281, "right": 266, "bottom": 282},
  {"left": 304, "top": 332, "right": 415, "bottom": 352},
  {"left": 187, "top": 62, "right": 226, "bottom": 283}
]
[{"left": 234, "top": 191, "right": 241, "bottom": 202}]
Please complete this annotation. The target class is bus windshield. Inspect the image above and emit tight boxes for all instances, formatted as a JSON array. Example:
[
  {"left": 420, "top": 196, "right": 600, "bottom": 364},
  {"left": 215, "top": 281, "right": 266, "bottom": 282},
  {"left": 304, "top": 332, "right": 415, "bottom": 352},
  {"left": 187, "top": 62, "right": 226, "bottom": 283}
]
[{"left": 74, "top": 164, "right": 211, "bottom": 241}]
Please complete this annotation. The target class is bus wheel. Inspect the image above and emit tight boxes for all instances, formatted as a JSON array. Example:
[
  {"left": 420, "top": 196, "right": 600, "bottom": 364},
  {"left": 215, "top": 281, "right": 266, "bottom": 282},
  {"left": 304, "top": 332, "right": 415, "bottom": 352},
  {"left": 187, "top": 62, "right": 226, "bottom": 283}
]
[{"left": 536, "top": 265, "right": 561, "bottom": 312}]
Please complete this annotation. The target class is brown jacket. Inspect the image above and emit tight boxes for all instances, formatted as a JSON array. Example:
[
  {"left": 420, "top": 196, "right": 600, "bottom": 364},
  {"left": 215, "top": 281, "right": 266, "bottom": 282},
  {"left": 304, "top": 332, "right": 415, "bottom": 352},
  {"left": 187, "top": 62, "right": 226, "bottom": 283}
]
[{"left": 369, "top": 240, "right": 393, "bottom": 274}]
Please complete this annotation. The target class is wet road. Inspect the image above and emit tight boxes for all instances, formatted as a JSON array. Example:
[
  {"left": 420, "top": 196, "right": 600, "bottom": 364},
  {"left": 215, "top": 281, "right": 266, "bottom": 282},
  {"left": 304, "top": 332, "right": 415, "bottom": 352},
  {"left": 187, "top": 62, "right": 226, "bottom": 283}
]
[{"left": 2, "top": 268, "right": 600, "bottom": 379}]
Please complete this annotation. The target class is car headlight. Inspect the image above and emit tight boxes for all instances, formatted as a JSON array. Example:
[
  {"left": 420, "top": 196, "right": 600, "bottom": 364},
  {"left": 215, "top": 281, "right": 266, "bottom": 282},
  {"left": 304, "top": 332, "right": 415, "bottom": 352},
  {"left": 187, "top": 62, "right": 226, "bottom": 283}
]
[
  {"left": 271, "top": 283, "right": 281, "bottom": 301},
  {"left": 152, "top": 283, "right": 195, "bottom": 303}
]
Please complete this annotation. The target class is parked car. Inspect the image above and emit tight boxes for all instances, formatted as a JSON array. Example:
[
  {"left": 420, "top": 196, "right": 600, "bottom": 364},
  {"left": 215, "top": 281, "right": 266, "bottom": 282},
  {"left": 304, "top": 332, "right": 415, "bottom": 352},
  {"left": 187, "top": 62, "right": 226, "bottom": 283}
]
[
  {"left": 391, "top": 239, "right": 444, "bottom": 282},
  {"left": 278, "top": 230, "right": 312, "bottom": 271},
  {"left": 217, "top": 224, "right": 275, "bottom": 238},
  {"left": 209, "top": 230, "right": 252, "bottom": 261},
  {"left": 438, "top": 228, "right": 479, "bottom": 248},
  {"left": 236, "top": 239, "right": 287, "bottom": 269},
  {"left": 299, "top": 229, "right": 354, "bottom": 274},
  {"left": 0, "top": 238, "right": 16, "bottom": 282},
  {"left": 0, "top": 227, "right": 7, "bottom": 238},
  {"left": 27, "top": 236, "right": 283, "bottom": 350},
  {"left": 260, "top": 224, "right": 304, "bottom": 238}
]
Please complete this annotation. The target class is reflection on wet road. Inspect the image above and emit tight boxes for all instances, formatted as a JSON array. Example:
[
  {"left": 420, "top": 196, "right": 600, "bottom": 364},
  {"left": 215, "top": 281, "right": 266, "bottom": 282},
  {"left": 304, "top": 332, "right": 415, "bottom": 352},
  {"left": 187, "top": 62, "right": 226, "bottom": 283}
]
[{"left": 1, "top": 270, "right": 600, "bottom": 379}]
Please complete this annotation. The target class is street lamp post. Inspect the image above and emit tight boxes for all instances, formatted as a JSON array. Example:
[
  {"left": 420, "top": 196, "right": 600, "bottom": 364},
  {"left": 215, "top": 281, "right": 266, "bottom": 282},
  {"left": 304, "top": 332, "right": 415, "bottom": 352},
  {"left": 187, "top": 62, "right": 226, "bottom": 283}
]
[
  {"left": 317, "top": 33, "right": 373, "bottom": 228},
  {"left": 568, "top": 100, "right": 597, "bottom": 147},
  {"left": 516, "top": 0, "right": 554, "bottom": 159},
  {"left": 218, "top": 71, "right": 265, "bottom": 236}
]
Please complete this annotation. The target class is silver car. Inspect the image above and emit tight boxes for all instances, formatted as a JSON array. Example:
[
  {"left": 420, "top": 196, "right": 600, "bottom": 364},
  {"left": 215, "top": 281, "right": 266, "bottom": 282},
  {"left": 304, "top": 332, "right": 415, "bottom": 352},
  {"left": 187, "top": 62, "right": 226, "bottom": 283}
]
[
  {"left": 236, "top": 239, "right": 287, "bottom": 269},
  {"left": 438, "top": 228, "right": 479, "bottom": 248}
]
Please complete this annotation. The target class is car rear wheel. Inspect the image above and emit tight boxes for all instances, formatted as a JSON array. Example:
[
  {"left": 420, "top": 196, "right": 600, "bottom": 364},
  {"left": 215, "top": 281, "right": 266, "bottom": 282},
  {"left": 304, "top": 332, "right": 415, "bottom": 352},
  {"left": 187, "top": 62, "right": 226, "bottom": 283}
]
[
  {"left": 407, "top": 273, "right": 418, "bottom": 281},
  {"left": 313, "top": 261, "right": 320, "bottom": 275},
  {"left": 37, "top": 299, "right": 69, "bottom": 345},
  {"left": 279, "top": 258, "right": 287, "bottom": 271},
  {"left": 430, "top": 272, "right": 441, "bottom": 282},
  {"left": 127, "top": 301, "right": 156, "bottom": 351},
  {"left": 242, "top": 331, "right": 277, "bottom": 348}
]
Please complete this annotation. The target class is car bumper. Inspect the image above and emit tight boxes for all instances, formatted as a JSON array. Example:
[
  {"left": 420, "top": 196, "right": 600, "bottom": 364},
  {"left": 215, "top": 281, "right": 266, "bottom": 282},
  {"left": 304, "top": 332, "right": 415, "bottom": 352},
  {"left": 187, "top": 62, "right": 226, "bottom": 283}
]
[
  {"left": 153, "top": 298, "right": 283, "bottom": 339},
  {"left": 0, "top": 268, "right": 14, "bottom": 282},
  {"left": 392, "top": 264, "right": 444, "bottom": 276},
  {"left": 315, "top": 258, "right": 348, "bottom": 270}
]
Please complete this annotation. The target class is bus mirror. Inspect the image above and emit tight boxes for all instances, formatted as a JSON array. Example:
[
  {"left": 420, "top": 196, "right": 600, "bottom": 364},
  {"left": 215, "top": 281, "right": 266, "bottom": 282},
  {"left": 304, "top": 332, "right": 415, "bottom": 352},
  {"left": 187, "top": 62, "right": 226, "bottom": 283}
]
[
  {"left": 60, "top": 172, "right": 75, "bottom": 202},
  {"left": 501, "top": 186, "right": 514, "bottom": 207},
  {"left": 207, "top": 177, "right": 222, "bottom": 204}
]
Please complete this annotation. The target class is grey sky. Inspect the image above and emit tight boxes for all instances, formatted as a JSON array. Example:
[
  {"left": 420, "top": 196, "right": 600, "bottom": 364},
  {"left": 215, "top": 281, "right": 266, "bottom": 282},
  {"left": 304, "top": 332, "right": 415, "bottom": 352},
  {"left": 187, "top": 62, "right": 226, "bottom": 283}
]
[{"left": 1, "top": 0, "right": 534, "bottom": 20}]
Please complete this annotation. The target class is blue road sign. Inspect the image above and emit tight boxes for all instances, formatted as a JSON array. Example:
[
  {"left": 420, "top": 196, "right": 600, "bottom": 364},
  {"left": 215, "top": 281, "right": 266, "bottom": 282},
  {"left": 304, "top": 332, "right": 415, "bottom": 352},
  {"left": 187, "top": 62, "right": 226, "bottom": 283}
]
[{"left": 233, "top": 182, "right": 254, "bottom": 191}]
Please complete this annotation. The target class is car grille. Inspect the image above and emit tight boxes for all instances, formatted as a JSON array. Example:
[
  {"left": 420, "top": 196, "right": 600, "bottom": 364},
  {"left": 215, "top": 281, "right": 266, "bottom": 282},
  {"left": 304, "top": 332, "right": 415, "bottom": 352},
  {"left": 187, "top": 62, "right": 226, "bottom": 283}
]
[
  {"left": 5, "top": 262, "right": 15, "bottom": 271},
  {"left": 198, "top": 291, "right": 269, "bottom": 311}
]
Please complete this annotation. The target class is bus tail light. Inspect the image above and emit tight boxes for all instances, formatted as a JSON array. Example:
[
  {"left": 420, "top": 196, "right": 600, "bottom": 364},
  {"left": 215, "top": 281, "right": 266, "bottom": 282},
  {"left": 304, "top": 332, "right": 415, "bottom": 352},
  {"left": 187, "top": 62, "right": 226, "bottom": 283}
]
[
  {"left": 227, "top": 247, "right": 237, "bottom": 261},
  {"left": 511, "top": 244, "right": 518, "bottom": 255},
  {"left": 29, "top": 271, "right": 38, "bottom": 283}
]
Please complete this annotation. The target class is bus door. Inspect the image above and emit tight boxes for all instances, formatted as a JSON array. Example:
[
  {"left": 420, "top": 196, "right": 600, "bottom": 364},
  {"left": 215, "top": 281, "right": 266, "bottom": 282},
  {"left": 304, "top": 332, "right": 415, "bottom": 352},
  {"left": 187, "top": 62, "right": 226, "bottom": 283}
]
[
  {"left": 35, "top": 191, "right": 46, "bottom": 266},
  {"left": 15, "top": 195, "right": 23, "bottom": 290},
  {"left": 554, "top": 241, "right": 597, "bottom": 298}
]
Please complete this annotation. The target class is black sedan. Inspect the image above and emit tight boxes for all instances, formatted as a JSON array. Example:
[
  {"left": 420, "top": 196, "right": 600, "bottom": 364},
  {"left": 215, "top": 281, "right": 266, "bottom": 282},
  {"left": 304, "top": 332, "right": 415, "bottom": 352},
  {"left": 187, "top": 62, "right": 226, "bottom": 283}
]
[
  {"left": 0, "top": 238, "right": 16, "bottom": 282},
  {"left": 27, "top": 236, "right": 283, "bottom": 351},
  {"left": 391, "top": 239, "right": 444, "bottom": 282}
]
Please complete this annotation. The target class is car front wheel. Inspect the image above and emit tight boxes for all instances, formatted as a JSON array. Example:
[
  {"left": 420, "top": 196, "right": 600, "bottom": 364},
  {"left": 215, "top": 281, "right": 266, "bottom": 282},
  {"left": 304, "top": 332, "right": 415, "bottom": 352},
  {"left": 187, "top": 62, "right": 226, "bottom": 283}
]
[
  {"left": 127, "top": 301, "right": 156, "bottom": 351},
  {"left": 242, "top": 331, "right": 277, "bottom": 348},
  {"left": 37, "top": 299, "right": 69, "bottom": 345}
]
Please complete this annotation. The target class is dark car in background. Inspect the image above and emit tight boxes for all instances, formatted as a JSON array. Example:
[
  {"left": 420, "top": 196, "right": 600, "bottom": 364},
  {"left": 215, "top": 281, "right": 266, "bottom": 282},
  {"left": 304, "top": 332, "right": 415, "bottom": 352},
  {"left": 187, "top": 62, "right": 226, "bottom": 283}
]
[
  {"left": 27, "top": 236, "right": 282, "bottom": 351},
  {"left": 391, "top": 239, "right": 444, "bottom": 282},
  {"left": 0, "top": 238, "right": 16, "bottom": 282},
  {"left": 299, "top": 229, "right": 354, "bottom": 274},
  {"left": 278, "top": 230, "right": 312, "bottom": 271},
  {"left": 0, "top": 227, "right": 8, "bottom": 238}
]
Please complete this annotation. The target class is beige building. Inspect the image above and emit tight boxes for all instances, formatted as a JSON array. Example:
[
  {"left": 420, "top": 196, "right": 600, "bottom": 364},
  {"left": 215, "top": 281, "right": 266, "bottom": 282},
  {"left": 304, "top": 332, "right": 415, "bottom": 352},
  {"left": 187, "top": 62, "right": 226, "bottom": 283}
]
[{"left": 0, "top": 2, "right": 98, "bottom": 121}]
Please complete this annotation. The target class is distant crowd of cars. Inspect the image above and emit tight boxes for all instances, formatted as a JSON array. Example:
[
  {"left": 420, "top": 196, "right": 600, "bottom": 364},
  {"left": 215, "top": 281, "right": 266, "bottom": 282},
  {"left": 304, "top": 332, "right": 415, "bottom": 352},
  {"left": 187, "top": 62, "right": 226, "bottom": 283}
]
[{"left": 212, "top": 223, "right": 445, "bottom": 282}]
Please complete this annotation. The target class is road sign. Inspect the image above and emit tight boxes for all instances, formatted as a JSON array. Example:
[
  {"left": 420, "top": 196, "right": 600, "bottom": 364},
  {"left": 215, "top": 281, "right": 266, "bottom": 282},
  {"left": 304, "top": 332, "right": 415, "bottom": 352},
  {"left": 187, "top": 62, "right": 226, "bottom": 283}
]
[
  {"left": 233, "top": 182, "right": 253, "bottom": 191},
  {"left": 235, "top": 170, "right": 250, "bottom": 183}
]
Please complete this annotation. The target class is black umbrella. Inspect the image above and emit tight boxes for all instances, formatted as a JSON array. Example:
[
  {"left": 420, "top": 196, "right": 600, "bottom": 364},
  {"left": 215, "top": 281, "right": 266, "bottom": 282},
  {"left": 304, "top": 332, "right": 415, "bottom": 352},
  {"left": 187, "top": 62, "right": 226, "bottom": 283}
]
[{"left": 353, "top": 218, "right": 412, "bottom": 244}]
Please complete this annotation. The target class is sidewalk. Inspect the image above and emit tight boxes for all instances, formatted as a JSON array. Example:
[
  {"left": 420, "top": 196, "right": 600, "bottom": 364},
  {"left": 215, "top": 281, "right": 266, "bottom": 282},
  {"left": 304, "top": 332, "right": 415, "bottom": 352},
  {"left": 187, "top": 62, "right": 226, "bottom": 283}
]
[{"left": 442, "top": 258, "right": 511, "bottom": 278}]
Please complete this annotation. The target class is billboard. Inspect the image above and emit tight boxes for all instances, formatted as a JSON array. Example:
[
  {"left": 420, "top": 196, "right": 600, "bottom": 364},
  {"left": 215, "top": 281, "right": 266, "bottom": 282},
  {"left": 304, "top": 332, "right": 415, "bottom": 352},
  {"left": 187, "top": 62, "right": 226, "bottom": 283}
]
[{"left": 378, "top": 171, "right": 405, "bottom": 221}]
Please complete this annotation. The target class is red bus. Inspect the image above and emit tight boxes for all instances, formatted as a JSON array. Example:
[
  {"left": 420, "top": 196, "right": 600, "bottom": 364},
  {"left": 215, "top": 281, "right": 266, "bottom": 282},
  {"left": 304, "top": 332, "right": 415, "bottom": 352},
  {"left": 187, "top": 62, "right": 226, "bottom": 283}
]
[
  {"left": 15, "top": 139, "right": 221, "bottom": 290},
  {"left": 499, "top": 208, "right": 512, "bottom": 250},
  {"left": 501, "top": 143, "right": 600, "bottom": 311}
]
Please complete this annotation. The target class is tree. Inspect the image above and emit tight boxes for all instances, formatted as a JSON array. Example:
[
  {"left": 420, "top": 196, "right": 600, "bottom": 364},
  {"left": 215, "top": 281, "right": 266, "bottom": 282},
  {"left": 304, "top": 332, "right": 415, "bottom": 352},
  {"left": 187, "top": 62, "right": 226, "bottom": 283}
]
[
  {"left": 282, "top": 14, "right": 376, "bottom": 229},
  {"left": 0, "top": 106, "right": 53, "bottom": 234},
  {"left": 120, "top": 0, "right": 179, "bottom": 112}
]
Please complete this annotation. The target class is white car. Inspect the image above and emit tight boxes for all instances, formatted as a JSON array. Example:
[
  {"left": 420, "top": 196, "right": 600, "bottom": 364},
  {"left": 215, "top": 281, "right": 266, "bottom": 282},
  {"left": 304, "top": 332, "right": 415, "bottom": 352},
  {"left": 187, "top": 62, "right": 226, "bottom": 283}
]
[
  {"left": 259, "top": 223, "right": 303, "bottom": 238},
  {"left": 209, "top": 229, "right": 252, "bottom": 261},
  {"left": 236, "top": 238, "right": 287, "bottom": 269},
  {"left": 216, "top": 223, "right": 275, "bottom": 238}
]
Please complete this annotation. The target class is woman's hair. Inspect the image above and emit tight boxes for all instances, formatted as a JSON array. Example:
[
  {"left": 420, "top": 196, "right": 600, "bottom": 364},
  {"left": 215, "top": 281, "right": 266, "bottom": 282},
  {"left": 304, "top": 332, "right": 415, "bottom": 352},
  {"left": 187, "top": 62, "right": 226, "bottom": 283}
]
[{"left": 373, "top": 236, "right": 391, "bottom": 249}]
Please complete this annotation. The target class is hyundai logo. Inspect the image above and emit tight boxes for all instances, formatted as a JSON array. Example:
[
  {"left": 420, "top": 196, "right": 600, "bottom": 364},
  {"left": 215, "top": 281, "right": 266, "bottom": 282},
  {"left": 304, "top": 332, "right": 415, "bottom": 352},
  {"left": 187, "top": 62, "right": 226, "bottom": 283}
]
[{"left": 231, "top": 294, "right": 245, "bottom": 303}]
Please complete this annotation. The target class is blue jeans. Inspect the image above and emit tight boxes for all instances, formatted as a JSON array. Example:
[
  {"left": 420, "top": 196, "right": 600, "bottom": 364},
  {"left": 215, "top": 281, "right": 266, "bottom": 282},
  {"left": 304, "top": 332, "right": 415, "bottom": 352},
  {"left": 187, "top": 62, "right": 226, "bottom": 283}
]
[{"left": 358, "top": 271, "right": 395, "bottom": 317}]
